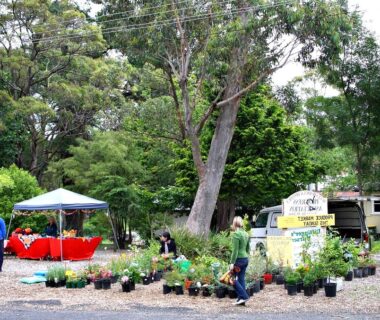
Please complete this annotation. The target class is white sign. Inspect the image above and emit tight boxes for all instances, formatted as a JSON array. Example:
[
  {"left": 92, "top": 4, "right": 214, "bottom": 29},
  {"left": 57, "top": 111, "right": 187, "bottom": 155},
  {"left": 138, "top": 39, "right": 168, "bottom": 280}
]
[
  {"left": 283, "top": 191, "right": 327, "bottom": 216},
  {"left": 284, "top": 227, "right": 325, "bottom": 267}
]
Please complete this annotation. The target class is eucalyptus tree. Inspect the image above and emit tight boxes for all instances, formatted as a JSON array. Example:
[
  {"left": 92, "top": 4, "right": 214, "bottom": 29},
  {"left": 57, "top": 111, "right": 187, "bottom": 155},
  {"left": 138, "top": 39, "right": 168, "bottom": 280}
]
[{"left": 94, "top": 0, "right": 357, "bottom": 234}]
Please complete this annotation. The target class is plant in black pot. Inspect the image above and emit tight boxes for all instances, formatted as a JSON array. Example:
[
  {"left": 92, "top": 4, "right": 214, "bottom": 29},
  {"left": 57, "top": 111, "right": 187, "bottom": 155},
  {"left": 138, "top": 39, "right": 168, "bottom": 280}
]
[
  {"left": 202, "top": 284, "right": 214, "bottom": 297},
  {"left": 318, "top": 234, "right": 350, "bottom": 298},
  {"left": 303, "top": 270, "right": 317, "bottom": 297},
  {"left": 215, "top": 283, "right": 227, "bottom": 299},
  {"left": 367, "top": 257, "right": 377, "bottom": 276},
  {"left": 120, "top": 276, "right": 131, "bottom": 292},
  {"left": 284, "top": 269, "right": 301, "bottom": 296},
  {"left": 100, "top": 269, "right": 112, "bottom": 290}
]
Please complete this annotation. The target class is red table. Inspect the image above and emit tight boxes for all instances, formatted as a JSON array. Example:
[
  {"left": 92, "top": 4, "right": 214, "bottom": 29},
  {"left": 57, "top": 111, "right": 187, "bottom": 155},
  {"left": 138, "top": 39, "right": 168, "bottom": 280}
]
[
  {"left": 6, "top": 237, "right": 50, "bottom": 259},
  {"left": 49, "top": 237, "right": 102, "bottom": 260},
  {"left": 5, "top": 236, "right": 102, "bottom": 260}
]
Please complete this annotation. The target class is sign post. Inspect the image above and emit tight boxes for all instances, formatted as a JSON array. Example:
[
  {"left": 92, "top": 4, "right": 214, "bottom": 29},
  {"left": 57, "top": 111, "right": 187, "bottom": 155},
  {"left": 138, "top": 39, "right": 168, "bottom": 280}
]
[{"left": 281, "top": 191, "right": 331, "bottom": 268}]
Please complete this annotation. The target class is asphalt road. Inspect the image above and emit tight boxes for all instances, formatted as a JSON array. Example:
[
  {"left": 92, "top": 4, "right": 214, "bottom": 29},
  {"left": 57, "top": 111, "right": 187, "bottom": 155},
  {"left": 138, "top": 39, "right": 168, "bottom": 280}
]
[{"left": 1, "top": 306, "right": 379, "bottom": 320}]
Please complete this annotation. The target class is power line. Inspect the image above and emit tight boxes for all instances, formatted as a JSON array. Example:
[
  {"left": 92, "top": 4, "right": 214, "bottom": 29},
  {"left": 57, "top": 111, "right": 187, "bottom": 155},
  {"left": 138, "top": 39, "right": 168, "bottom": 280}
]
[
  {"left": 29, "top": 1, "right": 295, "bottom": 44},
  {"left": 5, "top": 0, "right": 292, "bottom": 40},
  {"left": 5, "top": 0, "right": 237, "bottom": 32}
]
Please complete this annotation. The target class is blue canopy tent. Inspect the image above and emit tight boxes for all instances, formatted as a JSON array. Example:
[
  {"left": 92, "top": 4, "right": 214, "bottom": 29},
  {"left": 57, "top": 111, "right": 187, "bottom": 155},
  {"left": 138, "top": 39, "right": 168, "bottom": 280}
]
[{"left": 11, "top": 188, "right": 118, "bottom": 260}]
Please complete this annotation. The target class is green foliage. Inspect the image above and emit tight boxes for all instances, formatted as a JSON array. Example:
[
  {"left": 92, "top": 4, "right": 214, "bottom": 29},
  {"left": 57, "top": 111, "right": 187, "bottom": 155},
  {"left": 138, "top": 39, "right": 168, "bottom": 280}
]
[
  {"left": 284, "top": 270, "right": 301, "bottom": 285},
  {"left": 169, "top": 227, "right": 232, "bottom": 261},
  {"left": 317, "top": 234, "right": 350, "bottom": 278},
  {"left": 303, "top": 269, "right": 317, "bottom": 287},
  {"left": 47, "top": 265, "right": 66, "bottom": 282},
  {"left": 247, "top": 251, "right": 266, "bottom": 281},
  {"left": 0, "top": 165, "right": 43, "bottom": 229}
]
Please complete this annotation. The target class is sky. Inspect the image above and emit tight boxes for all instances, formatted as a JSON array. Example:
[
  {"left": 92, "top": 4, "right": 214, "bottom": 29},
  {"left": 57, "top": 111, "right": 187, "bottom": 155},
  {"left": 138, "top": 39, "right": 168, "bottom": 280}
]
[
  {"left": 76, "top": 0, "right": 380, "bottom": 94},
  {"left": 273, "top": 0, "right": 380, "bottom": 89}
]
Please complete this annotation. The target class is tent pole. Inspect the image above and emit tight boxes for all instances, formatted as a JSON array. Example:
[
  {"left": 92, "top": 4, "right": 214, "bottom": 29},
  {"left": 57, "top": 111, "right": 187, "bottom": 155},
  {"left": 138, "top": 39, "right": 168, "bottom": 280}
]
[
  {"left": 59, "top": 210, "right": 63, "bottom": 261},
  {"left": 6, "top": 211, "right": 15, "bottom": 239},
  {"left": 107, "top": 209, "right": 120, "bottom": 251}
]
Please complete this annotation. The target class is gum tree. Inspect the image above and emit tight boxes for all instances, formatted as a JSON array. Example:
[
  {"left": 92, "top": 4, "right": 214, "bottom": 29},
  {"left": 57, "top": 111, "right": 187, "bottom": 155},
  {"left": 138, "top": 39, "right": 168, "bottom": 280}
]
[{"left": 96, "top": 0, "right": 357, "bottom": 234}]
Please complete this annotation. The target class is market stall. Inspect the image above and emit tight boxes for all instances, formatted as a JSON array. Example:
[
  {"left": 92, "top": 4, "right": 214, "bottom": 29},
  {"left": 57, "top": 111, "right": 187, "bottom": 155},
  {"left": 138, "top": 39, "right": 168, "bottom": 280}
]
[{"left": 6, "top": 188, "right": 114, "bottom": 261}]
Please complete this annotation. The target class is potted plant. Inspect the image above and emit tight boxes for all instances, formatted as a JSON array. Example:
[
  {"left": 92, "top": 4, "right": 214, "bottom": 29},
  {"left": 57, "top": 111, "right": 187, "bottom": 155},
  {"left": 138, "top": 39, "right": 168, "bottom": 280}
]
[
  {"left": 303, "top": 270, "right": 317, "bottom": 297},
  {"left": 284, "top": 269, "right": 301, "bottom": 296},
  {"left": 247, "top": 252, "right": 266, "bottom": 293},
  {"left": 100, "top": 268, "right": 112, "bottom": 290},
  {"left": 202, "top": 284, "right": 214, "bottom": 297},
  {"left": 120, "top": 275, "right": 130, "bottom": 292},
  {"left": 319, "top": 234, "right": 350, "bottom": 297},
  {"left": 367, "top": 256, "right": 377, "bottom": 276}
]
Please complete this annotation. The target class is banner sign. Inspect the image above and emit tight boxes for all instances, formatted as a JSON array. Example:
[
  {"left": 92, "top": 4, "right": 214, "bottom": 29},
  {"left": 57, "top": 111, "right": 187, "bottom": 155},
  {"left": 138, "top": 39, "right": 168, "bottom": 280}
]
[
  {"left": 267, "top": 236, "right": 293, "bottom": 267},
  {"left": 283, "top": 191, "right": 327, "bottom": 216},
  {"left": 278, "top": 214, "right": 335, "bottom": 229},
  {"left": 284, "top": 227, "right": 325, "bottom": 267}
]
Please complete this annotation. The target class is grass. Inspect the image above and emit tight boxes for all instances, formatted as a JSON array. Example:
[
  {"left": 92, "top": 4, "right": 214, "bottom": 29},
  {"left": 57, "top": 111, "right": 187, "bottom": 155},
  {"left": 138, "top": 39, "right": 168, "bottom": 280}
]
[{"left": 371, "top": 240, "right": 380, "bottom": 254}]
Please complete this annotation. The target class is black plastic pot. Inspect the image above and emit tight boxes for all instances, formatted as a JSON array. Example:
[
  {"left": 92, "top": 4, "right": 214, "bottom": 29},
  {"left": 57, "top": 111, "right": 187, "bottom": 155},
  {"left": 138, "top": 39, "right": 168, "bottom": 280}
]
[
  {"left": 154, "top": 272, "right": 161, "bottom": 282},
  {"left": 354, "top": 268, "right": 363, "bottom": 278},
  {"left": 130, "top": 281, "right": 135, "bottom": 291},
  {"left": 362, "top": 267, "right": 369, "bottom": 278},
  {"left": 260, "top": 278, "right": 265, "bottom": 290},
  {"left": 313, "top": 282, "right": 318, "bottom": 294},
  {"left": 287, "top": 284, "right": 297, "bottom": 296},
  {"left": 94, "top": 279, "right": 103, "bottom": 290},
  {"left": 318, "top": 278, "right": 326, "bottom": 288},
  {"left": 215, "top": 286, "right": 226, "bottom": 299},
  {"left": 77, "top": 280, "right": 85, "bottom": 289},
  {"left": 188, "top": 286, "right": 199, "bottom": 296},
  {"left": 102, "top": 278, "right": 111, "bottom": 290},
  {"left": 45, "top": 280, "right": 54, "bottom": 287},
  {"left": 86, "top": 278, "right": 91, "bottom": 285},
  {"left": 345, "top": 271, "right": 353, "bottom": 281},
  {"left": 228, "top": 288, "right": 238, "bottom": 299},
  {"left": 253, "top": 280, "right": 260, "bottom": 293},
  {"left": 175, "top": 285, "right": 184, "bottom": 295},
  {"left": 111, "top": 275, "right": 118, "bottom": 284},
  {"left": 142, "top": 276, "right": 151, "bottom": 285},
  {"left": 303, "top": 285, "right": 314, "bottom": 297},
  {"left": 122, "top": 282, "right": 131, "bottom": 292},
  {"left": 324, "top": 282, "right": 337, "bottom": 297},
  {"left": 296, "top": 282, "right": 303, "bottom": 293},
  {"left": 276, "top": 275, "right": 285, "bottom": 285},
  {"left": 202, "top": 287, "right": 212, "bottom": 297},
  {"left": 247, "top": 286, "right": 254, "bottom": 297},
  {"left": 369, "top": 266, "right": 377, "bottom": 276},
  {"left": 163, "top": 284, "right": 172, "bottom": 294}
]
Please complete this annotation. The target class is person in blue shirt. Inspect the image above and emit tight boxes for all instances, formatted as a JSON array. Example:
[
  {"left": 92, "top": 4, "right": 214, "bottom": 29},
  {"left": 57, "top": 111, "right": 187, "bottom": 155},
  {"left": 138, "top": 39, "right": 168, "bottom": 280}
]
[
  {"left": 44, "top": 216, "right": 58, "bottom": 237},
  {"left": 0, "top": 216, "right": 6, "bottom": 272}
]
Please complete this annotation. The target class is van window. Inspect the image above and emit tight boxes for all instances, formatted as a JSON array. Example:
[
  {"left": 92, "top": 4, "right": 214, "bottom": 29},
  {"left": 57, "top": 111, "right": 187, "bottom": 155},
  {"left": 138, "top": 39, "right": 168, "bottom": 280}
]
[
  {"left": 254, "top": 212, "right": 269, "bottom": 228},
  {"left": 270, "top": 212, "right": 281, "bottom": 228}
]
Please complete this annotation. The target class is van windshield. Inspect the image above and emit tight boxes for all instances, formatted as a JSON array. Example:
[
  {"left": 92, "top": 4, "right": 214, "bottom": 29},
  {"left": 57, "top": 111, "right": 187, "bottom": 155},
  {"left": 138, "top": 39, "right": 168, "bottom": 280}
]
[{"left": 254, "top": 212, "right": 269, "bottom": 228}]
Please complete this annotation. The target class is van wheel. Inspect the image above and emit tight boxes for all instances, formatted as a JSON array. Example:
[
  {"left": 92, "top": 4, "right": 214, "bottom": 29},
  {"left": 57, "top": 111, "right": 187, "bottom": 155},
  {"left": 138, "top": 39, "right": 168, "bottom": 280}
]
[{"left": 256, "top": 243, "right": 266, "bottom": 257}]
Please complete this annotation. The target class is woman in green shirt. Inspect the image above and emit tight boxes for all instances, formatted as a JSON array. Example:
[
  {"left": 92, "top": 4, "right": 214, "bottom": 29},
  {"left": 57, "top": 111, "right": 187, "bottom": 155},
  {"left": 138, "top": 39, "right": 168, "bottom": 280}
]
[{"left": 230, "top": 216, "right": 250, "bottom": 305}]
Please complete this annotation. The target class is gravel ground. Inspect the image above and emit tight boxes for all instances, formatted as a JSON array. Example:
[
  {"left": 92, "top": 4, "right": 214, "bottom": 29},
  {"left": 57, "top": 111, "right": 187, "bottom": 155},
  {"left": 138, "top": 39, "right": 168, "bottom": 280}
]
[{"left": 0, "top": 251, "right": 379, "bottom": 316}]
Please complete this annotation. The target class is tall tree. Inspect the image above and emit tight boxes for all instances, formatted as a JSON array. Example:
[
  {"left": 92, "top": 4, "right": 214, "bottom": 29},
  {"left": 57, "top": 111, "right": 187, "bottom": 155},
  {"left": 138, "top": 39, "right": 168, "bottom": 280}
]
[
  {"left": 97, "top": 0, "right": 355, "bottom": 234},
  {"left": 307, "top": 27, "right": 380, "bottom": 194}
]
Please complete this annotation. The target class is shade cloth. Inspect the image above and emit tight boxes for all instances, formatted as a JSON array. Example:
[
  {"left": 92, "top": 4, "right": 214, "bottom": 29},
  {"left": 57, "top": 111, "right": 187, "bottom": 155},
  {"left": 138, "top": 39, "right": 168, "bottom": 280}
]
[
  {"left": 14, "top": 188, "right": 108, "bottom": 211},
  {"left": 5, "top": 235, "right": 102, "bottom": 260}
]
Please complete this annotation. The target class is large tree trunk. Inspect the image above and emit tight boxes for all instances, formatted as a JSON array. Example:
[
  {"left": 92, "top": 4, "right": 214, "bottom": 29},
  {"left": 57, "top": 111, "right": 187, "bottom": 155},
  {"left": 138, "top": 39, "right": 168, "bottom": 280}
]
[
  {"left": 186, "top": 97, "right": 241, "bottom": 235},
  {"left": 216, "top": 198, "right": 236, "bottom": 231}
]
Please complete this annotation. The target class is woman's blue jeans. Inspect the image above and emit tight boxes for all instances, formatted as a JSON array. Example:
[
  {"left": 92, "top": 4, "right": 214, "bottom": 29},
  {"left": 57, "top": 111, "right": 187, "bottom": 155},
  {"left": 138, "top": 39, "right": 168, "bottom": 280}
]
[{"left": 234, "top": 257, "right": 249, "bottom": 300}]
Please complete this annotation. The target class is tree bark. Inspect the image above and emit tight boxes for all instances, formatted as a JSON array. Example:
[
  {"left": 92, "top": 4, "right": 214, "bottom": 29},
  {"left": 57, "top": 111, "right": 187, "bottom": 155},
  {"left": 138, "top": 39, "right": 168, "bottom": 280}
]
[
  {"left": 186, "top": 94, "right": 241, "bottom": 235},
  {"left": 216, "top": 198, "right": 236, "bottom": 231}
]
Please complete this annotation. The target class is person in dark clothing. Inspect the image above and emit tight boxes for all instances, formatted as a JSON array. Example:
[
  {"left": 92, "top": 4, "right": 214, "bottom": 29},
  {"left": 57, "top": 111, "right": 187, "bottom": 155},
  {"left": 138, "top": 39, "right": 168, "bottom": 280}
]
[
  {"left": 159, "top": 231, "right": 177, "bottom": 258},
  {"left": 44, "top": 216, "right": 58, "bottom": 237},
  {"left": 0, "top": 216, "right": 6, "bottom": 272}
]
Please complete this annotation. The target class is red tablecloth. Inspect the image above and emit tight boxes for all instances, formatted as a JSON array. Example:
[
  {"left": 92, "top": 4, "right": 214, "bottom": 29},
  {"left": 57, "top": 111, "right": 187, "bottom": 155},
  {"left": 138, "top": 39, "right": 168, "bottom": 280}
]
[
  {"left": 5, "top": 236, "right": 102, "bottom": 260},
  {"left": 49, "top": 237, "right": 102, "bottom": 261},
  {"left": 6, "top": 237, "right": 50, "bottom": 259}
]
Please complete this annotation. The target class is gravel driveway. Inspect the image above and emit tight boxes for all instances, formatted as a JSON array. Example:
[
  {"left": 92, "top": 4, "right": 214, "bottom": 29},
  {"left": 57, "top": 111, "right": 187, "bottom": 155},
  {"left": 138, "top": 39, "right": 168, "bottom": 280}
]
[{"left": 1, "top": 251, "right": 379, "bottom": 317}]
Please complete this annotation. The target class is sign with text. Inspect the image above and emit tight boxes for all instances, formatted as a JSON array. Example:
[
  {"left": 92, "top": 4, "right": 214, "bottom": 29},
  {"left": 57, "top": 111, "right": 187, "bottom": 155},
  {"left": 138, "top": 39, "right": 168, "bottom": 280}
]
[
  {"left": 278, "top": 214, "right": 335, "bottom": 229},
  {"left": 284, "top": 227, "right": 325, "bottom": 267},
  {"left": 283, "top": 191, "right": 327, "bottom": 216},
  {"left": 267, "top": 236, "right": 293, "bottom": 267}
]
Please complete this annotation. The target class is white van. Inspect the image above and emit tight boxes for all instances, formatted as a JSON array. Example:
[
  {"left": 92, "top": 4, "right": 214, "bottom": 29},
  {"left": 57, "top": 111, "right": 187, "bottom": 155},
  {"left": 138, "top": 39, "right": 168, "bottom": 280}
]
[{"left": 251, "top": 199, "right": 370, "bottom": 251}]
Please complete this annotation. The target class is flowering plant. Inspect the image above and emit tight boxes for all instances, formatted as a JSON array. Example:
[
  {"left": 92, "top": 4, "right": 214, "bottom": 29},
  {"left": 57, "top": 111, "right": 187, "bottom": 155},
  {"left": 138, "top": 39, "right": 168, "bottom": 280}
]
[{"left": 120, "top": 276, "right": 129, "bottom": 284}]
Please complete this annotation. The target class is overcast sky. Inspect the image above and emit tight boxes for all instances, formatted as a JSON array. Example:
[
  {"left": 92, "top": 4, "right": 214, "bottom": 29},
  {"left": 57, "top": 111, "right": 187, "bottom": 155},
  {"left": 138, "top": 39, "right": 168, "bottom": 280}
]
[
  {"left": 273, "top": 0, "right": 380, "bottom": 88},
  {"left": 76, "top": 0, "right": 380, "bottom": 93}
]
